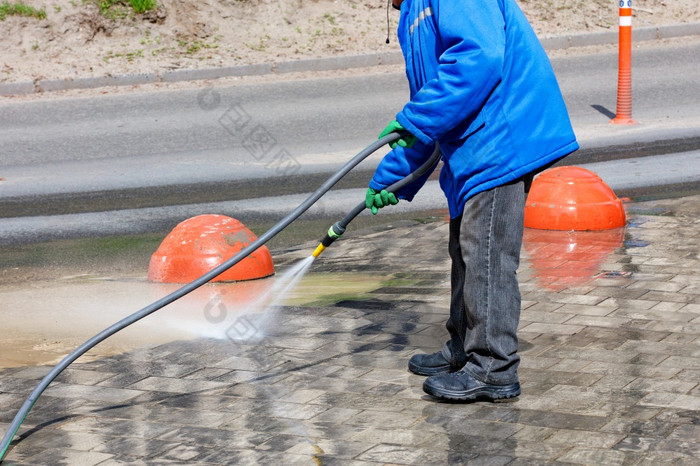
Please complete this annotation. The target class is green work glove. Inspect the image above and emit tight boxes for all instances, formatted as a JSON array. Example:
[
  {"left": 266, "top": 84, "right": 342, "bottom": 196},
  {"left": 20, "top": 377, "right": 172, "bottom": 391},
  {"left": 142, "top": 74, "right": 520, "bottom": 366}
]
[
  {"left": 379, "top": 120, "right": 417, "bottom": 149},
  {"left": 365, "top": 188, "right": 399, "bottom": 215}
]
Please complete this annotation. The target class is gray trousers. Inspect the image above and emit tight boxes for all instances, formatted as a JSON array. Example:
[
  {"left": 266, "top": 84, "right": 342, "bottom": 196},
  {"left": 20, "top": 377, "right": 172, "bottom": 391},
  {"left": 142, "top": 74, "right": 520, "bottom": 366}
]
[{"left": 442, "top": 173, "right": 533, "bottom": 385}]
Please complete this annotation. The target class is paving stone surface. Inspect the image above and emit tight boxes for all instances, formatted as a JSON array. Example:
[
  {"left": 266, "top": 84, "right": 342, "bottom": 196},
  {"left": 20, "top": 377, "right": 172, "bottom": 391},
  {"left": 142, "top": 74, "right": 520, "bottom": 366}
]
[{"left": 1, "top": 194, "right": 699, "bottom": 464}]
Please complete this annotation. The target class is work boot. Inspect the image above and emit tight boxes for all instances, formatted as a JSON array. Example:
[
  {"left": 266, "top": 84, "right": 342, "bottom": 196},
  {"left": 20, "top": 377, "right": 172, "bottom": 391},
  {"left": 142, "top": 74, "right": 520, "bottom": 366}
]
[
  {"left": 423, "top": 368, "right": 521, "bottom": 402},
  {"left": 408, "top": 350, "right": 459, "bottom": 376}
]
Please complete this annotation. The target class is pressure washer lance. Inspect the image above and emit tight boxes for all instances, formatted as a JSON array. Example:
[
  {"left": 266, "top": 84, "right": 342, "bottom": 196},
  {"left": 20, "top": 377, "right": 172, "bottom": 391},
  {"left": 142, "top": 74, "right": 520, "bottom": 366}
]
[
  {"left": 313, "top": 144, "right": 441, "bottom": 258},
  {"left": 0, "top": 133, "right": 439, "bottom": 461}
]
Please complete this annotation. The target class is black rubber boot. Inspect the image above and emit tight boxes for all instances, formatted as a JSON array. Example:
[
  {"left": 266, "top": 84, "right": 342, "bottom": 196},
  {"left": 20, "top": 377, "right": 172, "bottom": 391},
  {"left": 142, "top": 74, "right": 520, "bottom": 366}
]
[{"left": 423, "top": 368, "right": 521, "bottom": 402}]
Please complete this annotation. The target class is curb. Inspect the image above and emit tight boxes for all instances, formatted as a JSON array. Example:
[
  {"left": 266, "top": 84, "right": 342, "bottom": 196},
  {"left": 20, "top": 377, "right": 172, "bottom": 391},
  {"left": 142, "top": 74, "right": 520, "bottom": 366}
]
[
  {"left": 538, "top": 21, "right": 700, "bottom": 49},
  {"left": 1, "top": 22, "right": 699, "bottom": 97},
  {"left": 2, "top": 136, "right": 698, "bottom": 220}
]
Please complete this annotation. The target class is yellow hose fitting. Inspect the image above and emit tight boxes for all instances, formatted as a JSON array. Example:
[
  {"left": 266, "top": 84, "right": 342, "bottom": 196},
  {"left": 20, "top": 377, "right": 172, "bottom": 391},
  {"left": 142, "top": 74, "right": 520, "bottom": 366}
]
[{"left": 312, "top": 243, "right": 326, "bottom": 258}]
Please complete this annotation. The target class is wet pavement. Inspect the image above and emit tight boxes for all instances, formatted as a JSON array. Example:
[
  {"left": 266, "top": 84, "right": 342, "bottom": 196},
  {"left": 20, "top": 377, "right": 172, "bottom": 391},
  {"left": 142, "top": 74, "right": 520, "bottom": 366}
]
[{"left": 1, "top": 194, "right": 699, "bottom": 465}]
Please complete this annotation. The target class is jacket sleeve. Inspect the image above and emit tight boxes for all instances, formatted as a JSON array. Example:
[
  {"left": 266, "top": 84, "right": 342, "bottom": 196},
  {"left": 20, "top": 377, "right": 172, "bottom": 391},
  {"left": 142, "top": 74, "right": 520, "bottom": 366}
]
[
  {"left": 396, "top": 0, "right": 506, "bottom": 145},
  {"left": 369, "top": 140, "right": 438, "bottom": 201}
]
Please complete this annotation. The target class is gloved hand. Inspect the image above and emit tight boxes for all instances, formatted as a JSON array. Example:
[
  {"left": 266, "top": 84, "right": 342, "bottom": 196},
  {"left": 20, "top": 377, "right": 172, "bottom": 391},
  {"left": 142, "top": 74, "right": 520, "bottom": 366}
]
[
  {"left": 365, "top": 188, "right": 399, "bottom": 215},
  {"left": 379, "top": 120, "right": 417, "bottom": 149}
]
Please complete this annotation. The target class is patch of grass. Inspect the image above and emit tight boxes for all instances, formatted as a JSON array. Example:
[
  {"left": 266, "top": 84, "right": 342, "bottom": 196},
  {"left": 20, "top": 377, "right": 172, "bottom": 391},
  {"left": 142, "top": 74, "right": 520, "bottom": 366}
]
[
  {"left": 176, "top": 36, "right": 220, "bottom": 55},
  {"left": 127, "top": 0, "right": 154, "bottom": 14},
  {"left": 150, "top": 46, "right": 166, "bottom": 56},
  {"left": 94, "top": 0, "right": 128, "bottom": 20},
  {"left": 88, "top": 0, "right": 155, "bottom": 20},
  {"left": 0, "top": 1, "right": 47, "bottom": 21},
  {"left": 125, "top": 49, "right": 143, "bottom": 61},
  {"left": 103, "top": 48, "right": 144, "bottom": 62},
  {"left": 245, "top": 34, "right": 270, "bottom": 52},
  {"left": 139, "top": 29, "right": 162, "bottom": 46},
  {"left": 186, "top": 40, "right": 211, "bottom": 54},
  {"left": 323, "top": 13, "right": 336, "bottom": 25}
]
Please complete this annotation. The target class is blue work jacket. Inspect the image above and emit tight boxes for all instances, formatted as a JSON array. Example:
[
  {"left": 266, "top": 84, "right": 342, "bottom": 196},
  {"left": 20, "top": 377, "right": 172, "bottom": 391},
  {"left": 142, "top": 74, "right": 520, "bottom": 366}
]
[{"left": 370, "top": 0, "right": 579, "bottom": 218}]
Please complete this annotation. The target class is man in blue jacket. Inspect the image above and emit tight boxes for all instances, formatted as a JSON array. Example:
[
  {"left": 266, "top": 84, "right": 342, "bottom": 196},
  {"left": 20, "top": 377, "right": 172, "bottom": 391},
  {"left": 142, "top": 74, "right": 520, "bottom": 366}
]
[{"left": 366, "top": 0, "right": 579, "bottom": 401}]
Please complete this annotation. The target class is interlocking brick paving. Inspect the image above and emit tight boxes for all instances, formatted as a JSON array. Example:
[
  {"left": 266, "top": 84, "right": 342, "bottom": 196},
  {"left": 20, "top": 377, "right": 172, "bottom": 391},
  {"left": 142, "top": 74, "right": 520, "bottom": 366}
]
[{"left": 1, "top": 195, "right": 698, "bottom": 464}]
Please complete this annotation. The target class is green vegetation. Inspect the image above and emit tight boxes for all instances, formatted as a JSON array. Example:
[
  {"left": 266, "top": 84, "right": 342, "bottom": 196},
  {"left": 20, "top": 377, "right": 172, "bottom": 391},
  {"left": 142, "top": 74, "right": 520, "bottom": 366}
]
[
  {"left": 0, "top": 1, "right": 47, "bottom": 21},
  {"left": 103, "top": 48, "right": 144, "bottom": 62},
  {"left": 88, "top": 0, "right": 156, "bottom": 20},
  {"left": 92, "top": 0, "right": 127, "bottom": 20},
  {"left": 245, "top": 34, "right": 270, "bottom": 52},
  {"left": 177, "top": 37, "right": 219, "bottom": 55},
  {"left": 127, "top": 0, "right": 154, "bottom": 14}
]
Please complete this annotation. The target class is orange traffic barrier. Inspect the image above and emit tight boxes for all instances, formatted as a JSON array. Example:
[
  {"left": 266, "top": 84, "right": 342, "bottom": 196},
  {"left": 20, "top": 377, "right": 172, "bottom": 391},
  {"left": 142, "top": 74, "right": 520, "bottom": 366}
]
[
  {"left": 611, "top": 0, "right": 637, "bottom": 125},
  {"left": 148, "top": 214, "right": 275, "bottom": 283},
  {"left": 524, "top": 166, "right": 626, "bottom": 231}
]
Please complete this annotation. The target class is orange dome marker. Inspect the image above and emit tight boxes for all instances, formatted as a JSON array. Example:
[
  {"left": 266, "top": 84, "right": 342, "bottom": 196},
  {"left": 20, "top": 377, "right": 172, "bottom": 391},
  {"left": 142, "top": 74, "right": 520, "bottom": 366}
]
[
  {"left": 148, "top": 214, "right": 275, "bottom": 283},
  {"left": 524, "top": 166, "right": 626, "bottom": 231}
]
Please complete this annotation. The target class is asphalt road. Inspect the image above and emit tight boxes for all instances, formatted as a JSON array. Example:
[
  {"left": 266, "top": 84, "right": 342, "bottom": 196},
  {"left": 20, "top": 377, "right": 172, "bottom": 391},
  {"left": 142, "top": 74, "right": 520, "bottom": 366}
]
[
  {"left": 0, "top": 37, "right": 699, "bottom": 243},
  {"left": 2, "top": 38, "right": 700, "bottom": 166}
]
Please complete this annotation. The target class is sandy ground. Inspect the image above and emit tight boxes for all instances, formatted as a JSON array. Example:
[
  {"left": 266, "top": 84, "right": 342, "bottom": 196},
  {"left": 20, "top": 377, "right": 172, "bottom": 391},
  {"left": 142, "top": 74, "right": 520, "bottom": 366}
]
[{"left": 1, "top": 0, "right": 699, "bottom": 84}]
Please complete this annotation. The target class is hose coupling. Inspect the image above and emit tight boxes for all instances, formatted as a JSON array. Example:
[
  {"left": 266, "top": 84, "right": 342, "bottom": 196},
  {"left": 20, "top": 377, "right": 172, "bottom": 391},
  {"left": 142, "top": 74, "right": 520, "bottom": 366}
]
[{"left": 312, "top": 222, "right": 346, "bottom": 258}]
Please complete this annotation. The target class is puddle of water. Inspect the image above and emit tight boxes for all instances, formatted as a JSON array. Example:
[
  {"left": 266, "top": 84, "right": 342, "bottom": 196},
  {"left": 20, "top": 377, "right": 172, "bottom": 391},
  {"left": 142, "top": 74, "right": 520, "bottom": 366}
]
[
  {"left": 523, "top": 227, "right": 626, "bottom": 291},
  {"left": 160, "top": 256, "right": 318, "bottom": 342},
  {"left": 0, "top": 263, "right": 384, "bottom": 369},
  {"left": 623, "top": 238, "right": 650, "bottom": 248},
  {"left": 0, "top": 216, "right": 411, "bottom": 369}
]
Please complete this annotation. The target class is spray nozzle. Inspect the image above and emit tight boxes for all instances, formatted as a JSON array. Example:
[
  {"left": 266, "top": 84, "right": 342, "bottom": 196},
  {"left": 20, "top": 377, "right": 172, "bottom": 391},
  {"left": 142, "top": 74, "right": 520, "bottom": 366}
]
[
  {"left": 312, "top": 221, "right": 346, "bottom": 258},
  {"left": 311, "top": 140, "right": 441, "bottom": 260}
]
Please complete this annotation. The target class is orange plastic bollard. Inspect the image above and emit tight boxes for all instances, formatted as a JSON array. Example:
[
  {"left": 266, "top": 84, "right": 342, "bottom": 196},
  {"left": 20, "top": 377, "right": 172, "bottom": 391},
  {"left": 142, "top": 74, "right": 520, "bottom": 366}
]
[
  {"left": 611, "top": 0, "right": 637, "bottom": 125},
  {"left": 148, "top": 214, "right": 275, "bottom": 283},
  {"left": 524, "top": 166, "right": 626, "bottom": 231}
]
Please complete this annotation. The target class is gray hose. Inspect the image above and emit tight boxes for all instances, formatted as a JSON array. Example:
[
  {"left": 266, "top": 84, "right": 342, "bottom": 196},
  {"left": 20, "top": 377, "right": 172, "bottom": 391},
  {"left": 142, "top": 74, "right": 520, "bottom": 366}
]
[
  {"left": 312, "top": 144, "right": 441, "bottom": 258},
  {"left": 340, "top": 144, "right": 441, "bottom": 230},
  {"left": 0, "top": 132, "right": 435, "bottom": 460}
]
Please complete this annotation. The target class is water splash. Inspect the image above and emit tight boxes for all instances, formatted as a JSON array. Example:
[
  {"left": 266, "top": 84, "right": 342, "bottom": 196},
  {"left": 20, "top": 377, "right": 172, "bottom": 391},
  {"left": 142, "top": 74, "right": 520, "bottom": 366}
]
[
  {"left": 159, "top": 256, "right": 316, "bottom": 341},
  {"left": 229, "top": 255, "right": 317, "bottom": 341},
  {"left": 263, "top": 256, "right": 316, "bottom": 308}
]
